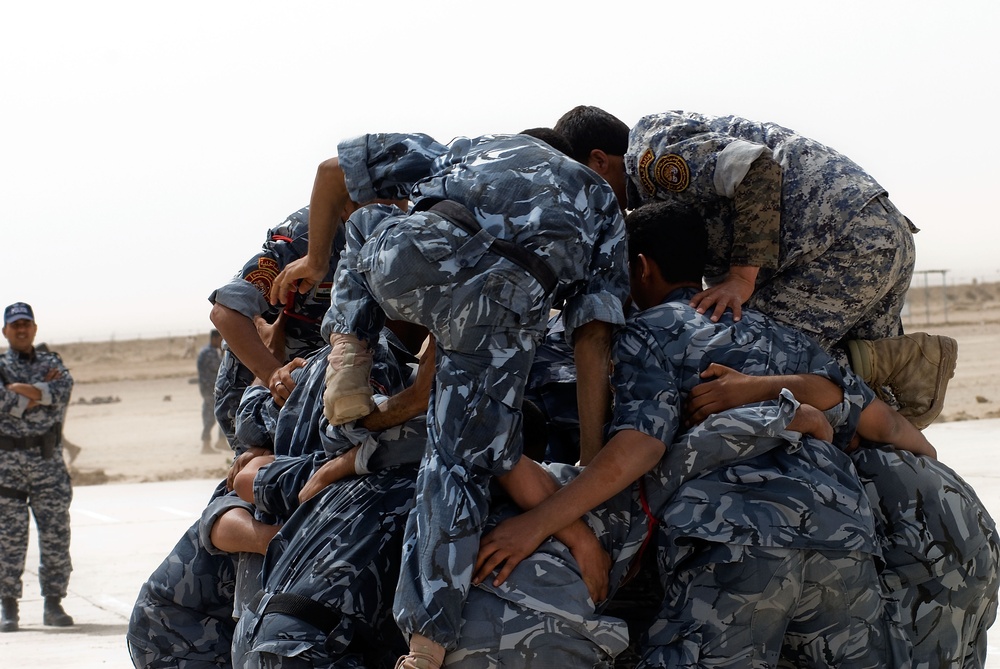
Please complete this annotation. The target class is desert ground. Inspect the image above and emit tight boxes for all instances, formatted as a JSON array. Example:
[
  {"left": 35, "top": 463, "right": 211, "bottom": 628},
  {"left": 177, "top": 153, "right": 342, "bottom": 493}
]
[{"left": 28, "top": 280, "right": 1000, "bottom": 486}]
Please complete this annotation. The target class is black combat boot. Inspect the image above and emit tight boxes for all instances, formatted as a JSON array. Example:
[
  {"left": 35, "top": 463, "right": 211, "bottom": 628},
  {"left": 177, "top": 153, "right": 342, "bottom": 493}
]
[
  {"left": 43, "top": 596, "right": 74, "bottom": 627},
  {"left": 1, "top": 597, "right": 18, "bottom": 632}
]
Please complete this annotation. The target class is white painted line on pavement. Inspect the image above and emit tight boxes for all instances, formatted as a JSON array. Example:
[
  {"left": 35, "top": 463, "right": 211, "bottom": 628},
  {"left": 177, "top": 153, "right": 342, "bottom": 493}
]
[
  {"left": 73, "top": 509, "right": 120, "bottom": 523},
  {"left": 155, "top": 506, "right": 197, "bottom": 518}
]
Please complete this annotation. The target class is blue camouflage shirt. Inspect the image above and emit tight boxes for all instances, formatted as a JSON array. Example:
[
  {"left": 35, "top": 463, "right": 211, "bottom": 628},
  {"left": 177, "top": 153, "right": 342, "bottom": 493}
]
[
  {"left": 0, "top": 347, "right": 73, "bottom": 437},
  {"left": 209, "top": 206, "right": 347, "bottom": 361},
  {"left": 610, "top": 287, "right": 878, "bottom": 555},
  {"left": 336, "top": 132, "right": 629, "bottom": 340}
]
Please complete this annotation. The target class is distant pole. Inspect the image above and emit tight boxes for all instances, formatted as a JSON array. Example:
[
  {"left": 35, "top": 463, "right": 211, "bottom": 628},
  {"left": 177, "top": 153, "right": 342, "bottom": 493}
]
[{"left": 911, "top": 269, "right": 949, "bottom": 326}]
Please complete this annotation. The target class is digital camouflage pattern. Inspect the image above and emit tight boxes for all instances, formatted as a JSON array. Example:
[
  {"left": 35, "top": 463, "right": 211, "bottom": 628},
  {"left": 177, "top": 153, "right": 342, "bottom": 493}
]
[
  {"left": 626, "top": 111, "right": 916, "bottom": 350},
  {"left": 324, "top": 132, "right": 629, "bottom": 646},
  {"left": 852, "top": 445, "right": 1000, "bottom": 669},
  {"left": 209, "top": 207, "right": 346, "bottom": 451},
  {"left": 0, "top": 347, "right": 73, "bottom": 600}
]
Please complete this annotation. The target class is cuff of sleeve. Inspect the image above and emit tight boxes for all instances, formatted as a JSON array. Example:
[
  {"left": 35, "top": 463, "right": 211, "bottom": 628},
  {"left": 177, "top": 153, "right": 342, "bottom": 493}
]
[
  {"left": 337, "top": 135, "right": 378, "bottom": 203},
  {"left": 562, "top": 293, "right": 626, "bottom": 343},
  {"left": 34, "top": 383, "right": 54, "bottom": 406},
  {"left": 10, "top": 395, "right": 29, "bottom": 418},
  {"left": 199, "top": 493, "right": 255, "bottom": 555},
  {"left": 209, "top": 280, "right": 270, "bottom": 317}
]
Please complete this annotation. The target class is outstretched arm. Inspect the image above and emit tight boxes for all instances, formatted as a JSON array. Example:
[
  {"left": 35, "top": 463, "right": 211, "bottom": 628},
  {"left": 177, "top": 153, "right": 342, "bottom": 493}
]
[{"left": 270, "top": 157, "right": 360, "bottom": 305}]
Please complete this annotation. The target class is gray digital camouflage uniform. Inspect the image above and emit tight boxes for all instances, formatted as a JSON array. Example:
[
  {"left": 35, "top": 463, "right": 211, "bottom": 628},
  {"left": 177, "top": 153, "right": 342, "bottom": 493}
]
[
  {"left": 607, "top": 287, "right": 909, "bottom": 668},
  {"left": 626, "top": 112, "right": 917, "bottom": 351},
  {"left": 0, "top": 347, "right": 74, "bottom": 601},
  {"left": 322, "top": 132, "right": 629, "bottom": 647}
]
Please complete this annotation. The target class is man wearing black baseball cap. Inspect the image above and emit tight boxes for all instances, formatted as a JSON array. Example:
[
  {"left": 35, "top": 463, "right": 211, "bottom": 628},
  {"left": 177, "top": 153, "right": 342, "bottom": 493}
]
[{"left": 1, "top": 302, "right": 75, "bottom": 631}]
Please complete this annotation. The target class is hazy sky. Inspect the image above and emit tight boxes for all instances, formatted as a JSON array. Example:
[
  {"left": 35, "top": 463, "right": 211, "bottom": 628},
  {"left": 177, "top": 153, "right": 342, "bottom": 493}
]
[{"left": 2, "top": 0, "right": 998, "bottom": 343}]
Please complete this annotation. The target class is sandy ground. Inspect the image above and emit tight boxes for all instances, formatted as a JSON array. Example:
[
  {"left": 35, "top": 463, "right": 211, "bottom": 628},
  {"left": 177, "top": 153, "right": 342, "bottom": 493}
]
[{"left": 43, "top": 281, "right": 1000, "bottom": 486}]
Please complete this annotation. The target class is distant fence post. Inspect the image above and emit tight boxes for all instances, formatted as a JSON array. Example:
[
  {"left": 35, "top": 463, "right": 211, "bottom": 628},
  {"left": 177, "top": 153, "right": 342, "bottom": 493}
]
[{"left": 911, "top": 269, "right": 949, "bottom": 326}]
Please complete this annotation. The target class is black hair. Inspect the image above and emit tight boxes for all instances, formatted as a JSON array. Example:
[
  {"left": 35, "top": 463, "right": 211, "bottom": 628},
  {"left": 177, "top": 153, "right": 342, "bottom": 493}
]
[
  {"left": 625, "top": 202, "right": 708, "bottom": 284},
  {"left": 553, "top": 105, "right": 630, "bottom": 164},
  {"left": 519, "top": 127, "right": 574, "bottom": 157}
]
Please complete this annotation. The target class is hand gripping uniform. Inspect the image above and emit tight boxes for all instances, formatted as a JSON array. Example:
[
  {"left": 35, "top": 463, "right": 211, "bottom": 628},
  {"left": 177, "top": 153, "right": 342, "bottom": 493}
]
[
  {"left": 208, "top": 206, "right": 346, "bottom": 450},
  {"left": 626, "top": 112, "right": 917, "bottom": 351},
  {"left": 609, "top": 288, "right": 909, "bottom": 668},
  {"left": 324, "top": 133, "right": 629, "bottom": 646},
  {"left": 0, "top": 347, "right": 74, "bottom": 602}
]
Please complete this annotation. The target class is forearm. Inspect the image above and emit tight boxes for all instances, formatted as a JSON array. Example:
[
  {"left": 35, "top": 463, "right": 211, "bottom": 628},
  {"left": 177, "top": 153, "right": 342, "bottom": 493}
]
[
  {"left": 209, "top": 507, "right": 280, "bottom": 555},
  {"left": 211, "top": 304, "right": 283, "bottom": 382},
  {"left": 358, "top": 385, "right": 428, "bottom": 432},
  {"left": 573, "top": 320, "right": 613, "bottom": 465},
  {"left": 859, "top": 399, "right": 937, "bottom": 458},
  {"left": 307, "top": 157, "right": 357, "bottom": 271}
]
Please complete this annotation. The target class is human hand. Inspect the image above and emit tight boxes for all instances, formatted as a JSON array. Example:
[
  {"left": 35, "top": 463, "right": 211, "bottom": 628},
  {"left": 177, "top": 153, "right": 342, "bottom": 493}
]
[
  {"left": 789, "top": 403, "right": 834, "bottom": 443},
  {"left": 226, "top": 446, "right": 270, "bottom": 491},
  {"left": 689, "top": 273, "right": 755, "bottom": 322},
  {"left": 473, "top": 512, "right": 548, "bottom": 588},
  {"left": 268, "top": 257, "right": 328, "bottom": 306},
  {"left": 566, "top": 530, "right": 612, "bottom": 604},
  {"left": 685, "top": 364, "right": 756, "bottom": 427},
  {"left": 268, "top": 358, "right": 307, "bottom": 407},
  {"left": 43, "top": 368, "right": 63, "bottom": 382},
  {"left": 256, "top": 311, "right": 287, "bottom": 360}
]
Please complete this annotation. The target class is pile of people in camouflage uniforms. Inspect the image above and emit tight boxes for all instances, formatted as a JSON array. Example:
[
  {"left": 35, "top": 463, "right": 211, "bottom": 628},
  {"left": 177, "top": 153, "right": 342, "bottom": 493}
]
[{"left": 124, "top": 105, "right": 999, "bottom": 669}]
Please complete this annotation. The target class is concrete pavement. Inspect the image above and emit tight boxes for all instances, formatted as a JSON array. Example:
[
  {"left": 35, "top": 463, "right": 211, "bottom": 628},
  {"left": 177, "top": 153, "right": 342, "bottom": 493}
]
[{"left": 2, "top": 419, "right": 1000, "bottom": 668}]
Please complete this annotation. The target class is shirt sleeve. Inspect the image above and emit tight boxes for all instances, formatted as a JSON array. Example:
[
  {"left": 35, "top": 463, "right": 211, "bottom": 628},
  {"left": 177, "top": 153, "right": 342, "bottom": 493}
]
[
  {"left": 337, "top": 133, "right": 449, "bottom": 203},
  {"left": 607, "top": 321, "right": 681, "bottom": 445}
]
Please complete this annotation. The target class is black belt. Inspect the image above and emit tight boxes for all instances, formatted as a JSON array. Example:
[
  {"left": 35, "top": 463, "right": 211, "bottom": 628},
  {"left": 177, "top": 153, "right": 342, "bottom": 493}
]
[
  {"left": 0, "top": 485, "right": 28, "bottom": 501},
  {"left": 414, "top": 198, "right": 558, "bottom": 295},
  {"left": 0, "top": 423, "right": 60, "bottom": 457}
]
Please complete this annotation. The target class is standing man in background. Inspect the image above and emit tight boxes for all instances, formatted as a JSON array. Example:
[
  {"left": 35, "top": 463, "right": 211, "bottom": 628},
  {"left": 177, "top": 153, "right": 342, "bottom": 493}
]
[
  {"left": 0, "top": 302, "right": 75, "bottom": 632},
  {"left": 197, "top": 329, "right": 225, "bottom": 454}
]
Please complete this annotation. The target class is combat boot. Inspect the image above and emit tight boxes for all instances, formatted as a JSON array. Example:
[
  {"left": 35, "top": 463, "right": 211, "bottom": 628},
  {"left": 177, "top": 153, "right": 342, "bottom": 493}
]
[
  {"left": 1, "top": 597, "right": 18, "bottom": 632},
  {"left": 846, "top": 332, "right": 958, "bottom": 430},
  {"left": 43, "top": 596, "right": 74, "bottom": 627},
  {"left": 323, "top": 333, "right": 374, "bottom": 426}
]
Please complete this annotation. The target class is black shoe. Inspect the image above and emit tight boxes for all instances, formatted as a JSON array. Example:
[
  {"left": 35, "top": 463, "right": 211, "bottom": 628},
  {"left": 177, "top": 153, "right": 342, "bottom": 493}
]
[
  {"left": 1, "top": 597, "right": 18, "bottom": 632},
  {"left": 43, "top": 596, "right": 73, "bottom": 627}
]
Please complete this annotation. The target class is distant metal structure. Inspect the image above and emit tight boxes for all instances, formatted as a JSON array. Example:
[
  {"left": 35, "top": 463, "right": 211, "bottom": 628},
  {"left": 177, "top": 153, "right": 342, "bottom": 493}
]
[{"left": 910, "top": 269, "right": 949, "bottom": 325}]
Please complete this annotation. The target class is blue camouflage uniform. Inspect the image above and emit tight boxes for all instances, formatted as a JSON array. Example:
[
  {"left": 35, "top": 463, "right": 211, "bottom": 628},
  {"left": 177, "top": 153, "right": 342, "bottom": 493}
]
[
  {"left": 447, "top": 461, "right": 649, "bottom": 669},
  {"left": 127, "top": 331, "right": 411, "bottom": 669},
  {"left": 851, "top": 446, "right": 1000, "bottom": 669},
  {"left": 626, "top": 112, "right": 917, "bottom": 351},
  {"left": 609, "top": 287, "right": 909, "bottom": 668},
  {"left": 323, "top": 132, "right": 629, "bottom": 647},
  {"left": 0, "top": 347, "right": 74, "bottom": 601},
  {"left": 524, "top": 313, "right": 580, "bottom": 464},
  {"left": 208, "top": 206, "right": 345, "bottom": 451}
]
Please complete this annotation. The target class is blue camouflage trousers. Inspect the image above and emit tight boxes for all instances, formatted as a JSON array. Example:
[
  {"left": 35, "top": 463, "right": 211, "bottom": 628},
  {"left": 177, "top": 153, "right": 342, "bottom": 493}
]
[
  {"left": 0, "top": 446, "right": 72, "bottom": 599},
  {"left": 748, "top": 194, "right": 915, "bottom": 352},
  {"left": 327, "top": 206, "right": 550, "bottom": 647},
  {"left": 127, "top": 481, "right": 237, "bottom": 668},
  {"left": 640, "top": 543, "right": 911, "bottom": 668},
  {"left": 233, "top": 466, "right": 418, "bottom": 669}
]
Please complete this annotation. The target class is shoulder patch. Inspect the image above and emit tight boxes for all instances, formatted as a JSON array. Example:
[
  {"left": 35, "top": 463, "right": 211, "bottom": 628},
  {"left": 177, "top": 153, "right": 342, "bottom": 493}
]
[
  {"left": 245, "top": 261, "right": 279, "bottom": 296},
  {"left": 653, "top": 154, "right": 690, "bottom": 193},
  {"left": 637, "top": 148, "right": 656, "bottom": 197}
]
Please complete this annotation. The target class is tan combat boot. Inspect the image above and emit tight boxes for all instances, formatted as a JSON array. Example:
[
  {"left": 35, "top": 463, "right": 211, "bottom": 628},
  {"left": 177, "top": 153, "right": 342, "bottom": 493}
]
[
  {"left": 395, "top": 634, "right": 446, "bottom": 669},
  {"left": 846, "top": 332, "right": 958, "bottom": 430},
  {"left": 323, "top": 333, "right": 375, "bottom": 425}
]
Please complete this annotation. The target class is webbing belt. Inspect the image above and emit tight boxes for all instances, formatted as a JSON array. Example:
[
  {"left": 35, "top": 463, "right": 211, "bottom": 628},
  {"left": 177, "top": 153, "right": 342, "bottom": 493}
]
[
  {"left": 260, "top": 592, "right": 342, "bottom": 634},
  {"left": 0, "top": 423, "right": 60, "bottom": 452},
  {"left": 0, "top": 485, "right": 29, "bottom": 501},
  {"left": 415, "top": 199, "right": 558, "bottom": 295}
]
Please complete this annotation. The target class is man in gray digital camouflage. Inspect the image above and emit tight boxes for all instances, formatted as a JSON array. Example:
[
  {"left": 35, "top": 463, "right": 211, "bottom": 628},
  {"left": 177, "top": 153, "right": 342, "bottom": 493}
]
[
  {"left": 554, "top": 105, "right": 956, "bottom": 430},
  {"left": 270, "top": 131, "right": 629, "bottom": 668},
  {"left": 0, "top": 302, "right": 74, "bottom": 632}
]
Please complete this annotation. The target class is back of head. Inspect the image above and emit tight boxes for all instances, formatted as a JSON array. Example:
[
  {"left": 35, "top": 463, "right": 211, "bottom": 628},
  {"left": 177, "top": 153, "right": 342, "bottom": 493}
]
[
  {"left": 554, "top": 105, "right": 630, "bottom": 163},
  {"left": 519, "top": 127, "right": 574, "bottom": 157},
  {"left": 625, "top": 202, "right": 708, "bottom": 284}
]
